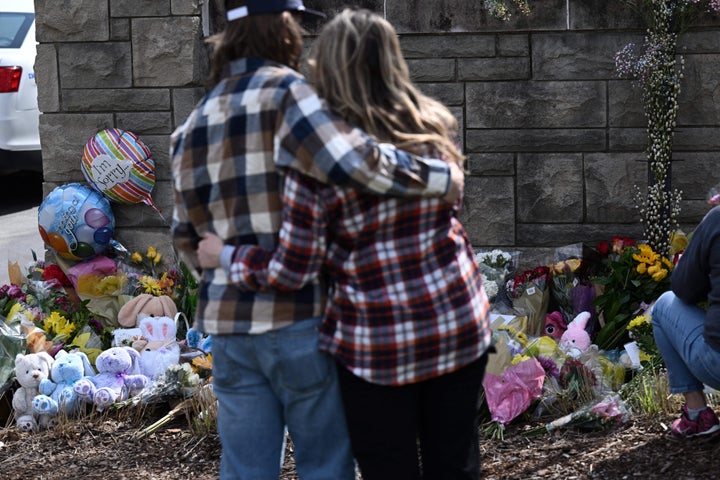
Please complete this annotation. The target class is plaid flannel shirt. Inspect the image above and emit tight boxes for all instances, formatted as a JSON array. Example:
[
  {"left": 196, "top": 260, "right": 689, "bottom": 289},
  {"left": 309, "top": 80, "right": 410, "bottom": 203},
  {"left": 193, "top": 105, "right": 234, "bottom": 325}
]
[
  {"left": 228, "top": 169, "right": 492, "bottom": 386},
  {"left": 171, "top": 57, "right": 453, "bottom": 336}
]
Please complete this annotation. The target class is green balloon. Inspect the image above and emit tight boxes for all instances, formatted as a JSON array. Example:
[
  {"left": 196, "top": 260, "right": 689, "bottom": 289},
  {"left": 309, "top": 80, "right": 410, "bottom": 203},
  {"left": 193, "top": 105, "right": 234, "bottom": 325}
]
[{"left": 73, "top": 242, "right": 97, "bottom": 258}]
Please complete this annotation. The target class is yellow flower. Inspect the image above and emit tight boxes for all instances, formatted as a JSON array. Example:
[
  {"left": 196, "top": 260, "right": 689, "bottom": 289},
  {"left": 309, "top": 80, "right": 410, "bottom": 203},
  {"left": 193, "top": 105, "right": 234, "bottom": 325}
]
[
  {"left": 43, "top": 311, "right": 75, "bottom": 338},
  {"left": 511, "top": 354, "right": 531, "bottom": 365},
  {"left": 636, "top": 263, "right": 647, "bottom": 274},
  {"left": 153, "top": 252, "right": 162, "bottom": 265},
  {"left": 146, "top": 246, "right": 157, "bottom": 260},
  {"left": 627, "top": 314, "right": 649, "bottom": 331},
  {"left": 661, "top": 256, "right": 674, "bottom": 270},
  {"left": 652, "top": 269, "right": 668, "bottom": 282},
  {"left": 140, "top": 275, "right": 163, "bottom": 296},
  {"left": 131, "top": 252, "right": 143, "bottom": 264},
  {"left": 632, "top": 244, "right": 660, "bottom": 265}
]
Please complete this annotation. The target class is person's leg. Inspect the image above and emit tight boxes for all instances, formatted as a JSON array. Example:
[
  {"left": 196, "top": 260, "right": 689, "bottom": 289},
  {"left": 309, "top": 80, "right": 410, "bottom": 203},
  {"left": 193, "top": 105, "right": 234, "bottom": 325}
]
[
  {"left": 272, "top": 318, "right": 355, "bottom": 480},
  {"left": 212, "top": 335, "right": 285, "bottom": 480},
  {"left": 418, "top": 354, "right": 488, "bottom": 480},
  {"left": 652, "top": 291, "right": 720, "bottom": 438},
  {"left": 651, "top": 291, "right": 720, "bottom": 393},
  {"left": 336, "top": 363, "right": 421, "bottom": 480}
]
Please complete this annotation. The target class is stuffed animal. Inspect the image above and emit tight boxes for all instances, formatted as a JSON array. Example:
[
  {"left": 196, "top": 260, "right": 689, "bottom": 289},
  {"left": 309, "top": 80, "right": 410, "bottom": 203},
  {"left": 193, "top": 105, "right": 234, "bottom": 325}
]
[
  {"left": 134, "top": 315, "right": 181, "bottom": 379},
  {"left": 117, "top": 293, "right": 177, "bottom": 328},
  {"left": 32, "top": 350, "right": 95, "bottom": 420},
  {"left": 186, "top": 327, "right": 212, "bottom": 354},
  {"left": 543, "top": 311, "right": 567, "bottom": 341},
  {"left": 11, "top": 352, "right": 54, "bottom": 432},
  {"left": 559, "top": 311, "right": 592, "bottom": 358},
  {"left": 73, "top": 346, "right": 149, "bottom": 411}
]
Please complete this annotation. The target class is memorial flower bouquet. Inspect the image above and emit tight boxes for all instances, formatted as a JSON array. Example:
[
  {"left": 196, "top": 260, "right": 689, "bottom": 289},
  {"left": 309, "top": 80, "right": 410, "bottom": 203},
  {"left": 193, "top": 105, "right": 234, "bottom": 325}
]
[{"left": 593, "top": 243, "right": 673, "bottom": 350}]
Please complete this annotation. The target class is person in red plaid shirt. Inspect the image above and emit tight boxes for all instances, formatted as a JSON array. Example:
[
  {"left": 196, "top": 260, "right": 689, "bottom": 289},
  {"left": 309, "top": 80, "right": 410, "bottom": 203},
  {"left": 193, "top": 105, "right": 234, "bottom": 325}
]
[
  {"left": 198, "top": 8, "right": 492, "bottom": 480},
  {"left": 171, "top": 1, "right": 463, "bottom": 479}
]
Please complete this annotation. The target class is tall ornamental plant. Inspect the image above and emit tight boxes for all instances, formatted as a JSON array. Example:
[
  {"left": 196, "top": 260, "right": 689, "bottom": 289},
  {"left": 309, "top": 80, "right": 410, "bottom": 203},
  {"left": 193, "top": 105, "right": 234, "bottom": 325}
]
[{"left": 616, "top": 0, "right": 720, "bottom": 256}]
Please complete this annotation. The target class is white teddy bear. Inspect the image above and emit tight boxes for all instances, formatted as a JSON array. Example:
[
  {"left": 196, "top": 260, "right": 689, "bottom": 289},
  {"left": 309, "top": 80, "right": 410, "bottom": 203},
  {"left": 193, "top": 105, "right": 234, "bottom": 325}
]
[{"left": 11, "top": 352, "right": 54, "bottom": 432}]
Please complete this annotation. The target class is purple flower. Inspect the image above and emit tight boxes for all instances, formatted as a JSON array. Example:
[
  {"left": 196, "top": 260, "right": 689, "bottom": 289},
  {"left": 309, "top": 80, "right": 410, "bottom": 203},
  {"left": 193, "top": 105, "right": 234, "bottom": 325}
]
[
  {"left": 7, "top": 284, "right": 23, "bottom": 299},
  {"left": 538, "top": 356, "right": 560, "bottom": 379}
]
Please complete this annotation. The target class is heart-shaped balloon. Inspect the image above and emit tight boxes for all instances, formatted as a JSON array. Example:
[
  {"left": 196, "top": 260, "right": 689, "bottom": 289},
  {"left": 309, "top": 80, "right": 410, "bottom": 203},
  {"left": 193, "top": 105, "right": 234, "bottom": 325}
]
[{"left": 82, "top": 128, "right": 162, "bottom": 215}]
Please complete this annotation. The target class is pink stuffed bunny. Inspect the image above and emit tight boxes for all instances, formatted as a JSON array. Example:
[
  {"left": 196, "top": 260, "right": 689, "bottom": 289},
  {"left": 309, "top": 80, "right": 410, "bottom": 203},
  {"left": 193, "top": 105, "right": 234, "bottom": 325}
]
[{"left": 559, "top": 311, "right": 592, "bottom": 358}]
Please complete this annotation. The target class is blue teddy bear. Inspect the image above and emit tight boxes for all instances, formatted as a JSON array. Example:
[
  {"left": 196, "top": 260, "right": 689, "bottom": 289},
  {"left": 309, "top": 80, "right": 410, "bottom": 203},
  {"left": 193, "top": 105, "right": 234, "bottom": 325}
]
[{"left": 33, "top": 350, "right": 95, "bottom": 419}]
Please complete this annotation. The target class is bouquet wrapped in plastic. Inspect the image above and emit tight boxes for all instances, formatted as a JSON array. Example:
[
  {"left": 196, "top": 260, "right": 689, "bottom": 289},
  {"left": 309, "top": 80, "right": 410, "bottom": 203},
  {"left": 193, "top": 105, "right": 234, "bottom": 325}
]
[
  {"left": 475, "top": 249, "right": 519, "bottom": 303},
  {"left": 504, "top": 266, "right": 551, "bottom": 337}
]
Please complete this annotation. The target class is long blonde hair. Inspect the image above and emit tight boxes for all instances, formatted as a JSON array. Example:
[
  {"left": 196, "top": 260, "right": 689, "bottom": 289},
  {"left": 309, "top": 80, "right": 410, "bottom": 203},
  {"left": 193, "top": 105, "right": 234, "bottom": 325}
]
[
  {"left": 310, "top": 8, "right": 464, "bottom": 164},
  {"left": 207, "top": 3, "right": 304, "bottom": 86}
]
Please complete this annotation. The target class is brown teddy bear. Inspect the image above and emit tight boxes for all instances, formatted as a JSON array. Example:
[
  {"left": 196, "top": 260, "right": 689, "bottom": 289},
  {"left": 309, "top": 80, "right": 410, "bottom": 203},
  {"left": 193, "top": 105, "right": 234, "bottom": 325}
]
[{"left": 117, "top": 293, "right": 177, "bottom": 328}]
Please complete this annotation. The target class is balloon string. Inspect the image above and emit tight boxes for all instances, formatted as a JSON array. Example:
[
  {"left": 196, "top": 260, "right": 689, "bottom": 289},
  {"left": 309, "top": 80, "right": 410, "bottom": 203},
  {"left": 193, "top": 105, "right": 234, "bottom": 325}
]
[{"left": 145, "top": 198, "right": 169, "bottom": 225}]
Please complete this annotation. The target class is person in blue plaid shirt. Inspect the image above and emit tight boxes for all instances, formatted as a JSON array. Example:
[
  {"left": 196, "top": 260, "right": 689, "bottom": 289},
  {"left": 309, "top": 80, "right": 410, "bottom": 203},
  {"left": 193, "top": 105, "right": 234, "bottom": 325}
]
[
  {"left": 197, "top": 8, "right": 492, "bottom": 480},
  {"left": 171, "top": 1, "right": 463, "bottom": 479}
]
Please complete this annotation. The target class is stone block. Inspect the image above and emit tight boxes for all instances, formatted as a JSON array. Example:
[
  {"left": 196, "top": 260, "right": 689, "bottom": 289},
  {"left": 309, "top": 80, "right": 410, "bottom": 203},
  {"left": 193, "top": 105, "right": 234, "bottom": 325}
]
[
  {"left": 533, "top": 33, "right": 640, "bottom": 80},
  {"left": 584, "top": 153, "right": 646, "bottom": 223},
  {"left": 417, "top": 83, "right": 464, "bottom": 106},
  {"left": 132, "top": 17, "right": 208, "bottom": 87},
  {"left": 387, "top": 0, "right": 566, "bottom": 34},
  {"left": 678, "top": 54, "right": 720, "bottom": 126},
  {"left": 407, "top": 58, "right": 455, "bottom": 82},
  {"left": 113, "top": 180, "right": 173, "bottom": 228},
  {"left": 569, "top": 0, "right": 645, "bottom": 30},
  {"left": 498, "top": 34, "right": 530, "bottom": 56},
  {"left": 671, "top": 152, "right": 720, "bottom": 200},
  {"left": 680, "top": 31, "right": 720, "bottom": 54},
  {"left": 608, "top": 128, "right": 646, "bottom": 151},
  {"left": 516, "top": 153, "right": 583, "bottom": 223},
  {"left": 466, "top": 129, "right": 606, "bottom": 152},
  {"left": 113, "top": 227, "right": 176, "bottom": 264},
  {"left": 172, "top": 0, "right": 204, "bottom": 15},
  {"left": 62, "top": 89, "right": 171, "bottom": 112},
  {"left": 465, "top": 154, "right": 515, "bottom": 176},
  {"left": 516, "top": 223, "right": 643, "bottom": 247},
  {"left": 139, "top": 135, "right": 172, "bottom": 181},
  {"left": 110, "top": 18, "right": 130, "bottom": 41},
  {"left": 35, "top": 0, "right": 109, "bottom": 42},
  {"left": 459, "top": 57, "right": 530, "bottom": 81},
  {"left": 608, "top": 81, "right": 644, "bottom": 127},
  {"left": 39, "top": 114, "right": 114, "bottom": 182},
  {"left": 110, "top": 0, "right": 171, "bottom": 17},
  {"left": 400, "top": 35, "right": 494, "bottom": 58},
  {"left": 466, "top": 81, "right": 606, "bottom": 128},
  {"left": 459, "top": 176, "right": 515, "bottom": 246},
  {"left": 172, "top": 87, "right": 208, "bottom": 128},
  {"left": 674, "top": 127, "right": 720, "bottom": 150},
  {"left": 116, "top": 112, "right": 174, "bottom": 135},
  {"left": 35, "top": 45, "right": 59, "bottom": 113},
  {"left": 58, "top": 43, "right": 132, "bottom": 89}
]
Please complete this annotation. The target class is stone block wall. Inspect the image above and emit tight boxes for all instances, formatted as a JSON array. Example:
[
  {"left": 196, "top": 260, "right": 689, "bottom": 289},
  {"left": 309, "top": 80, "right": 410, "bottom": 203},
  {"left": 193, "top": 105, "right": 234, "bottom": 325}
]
[{"left": 34, "top": 0, "right": 720, "bottom": 268}]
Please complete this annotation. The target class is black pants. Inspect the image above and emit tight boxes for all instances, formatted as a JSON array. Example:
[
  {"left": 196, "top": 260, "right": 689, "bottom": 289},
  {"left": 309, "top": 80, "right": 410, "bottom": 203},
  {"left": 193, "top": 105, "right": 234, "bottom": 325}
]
[{"left": 336, "top": 353, "right": 489, "bottom": 480}]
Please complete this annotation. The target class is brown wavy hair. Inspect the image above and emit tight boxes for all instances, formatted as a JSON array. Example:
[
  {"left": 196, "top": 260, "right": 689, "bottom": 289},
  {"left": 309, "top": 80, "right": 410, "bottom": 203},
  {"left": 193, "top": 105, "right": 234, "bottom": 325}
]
[
  {"left": 207, "top": 2, "right": 304, "bottom": 86},
  {"left": 309, "top": 8, "right": 464, "bottom": 164}
]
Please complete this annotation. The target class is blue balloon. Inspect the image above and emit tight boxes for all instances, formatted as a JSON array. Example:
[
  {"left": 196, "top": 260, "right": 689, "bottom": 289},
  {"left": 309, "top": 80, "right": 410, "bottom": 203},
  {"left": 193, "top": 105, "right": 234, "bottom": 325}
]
[{"left": 38, "top": 183, "right": 115, "bottom": 261}]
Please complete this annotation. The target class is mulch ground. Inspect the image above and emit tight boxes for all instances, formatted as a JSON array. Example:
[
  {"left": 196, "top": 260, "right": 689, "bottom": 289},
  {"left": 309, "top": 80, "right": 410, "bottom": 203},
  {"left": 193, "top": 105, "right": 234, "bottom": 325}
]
[{"left": 2, "top": 402, "right": 720, "bottom": 479}]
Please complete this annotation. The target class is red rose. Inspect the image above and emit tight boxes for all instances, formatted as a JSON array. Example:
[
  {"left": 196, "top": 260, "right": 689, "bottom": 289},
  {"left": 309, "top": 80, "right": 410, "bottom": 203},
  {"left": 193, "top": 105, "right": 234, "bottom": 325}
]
[
  {"left": 596, "top": 241, "right": 609, "bottom": 256},
  {"left": 41, "top": 264, "right": 72, "bottom": 287}
]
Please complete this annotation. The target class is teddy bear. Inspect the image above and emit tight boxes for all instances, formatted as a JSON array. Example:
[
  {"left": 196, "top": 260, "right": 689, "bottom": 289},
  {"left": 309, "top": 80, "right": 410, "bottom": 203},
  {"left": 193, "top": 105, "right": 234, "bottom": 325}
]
[
  {"left": 134, "top": 314, "right": 181, "bottom": 379},
  {"left": 11, "top": 352, "right": 54, "bottom": 432},
  {"left": 559, "top": 311, "right": 592, "bottom": 359},
  {"left": 73, "top": 346, "right": 149, "bottom": 411},
  {"left": 117, "top": 293, "right": 177, "bottom": 328},
  {"left": 32, "top": 350, "right": 95, "bottom": 421}
]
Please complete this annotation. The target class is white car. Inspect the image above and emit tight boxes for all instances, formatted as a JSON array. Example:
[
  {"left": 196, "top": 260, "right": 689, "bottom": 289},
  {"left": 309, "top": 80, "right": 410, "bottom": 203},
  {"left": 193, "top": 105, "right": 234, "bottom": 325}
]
[{"left": 0, "top": 0, "right": 41, "bottom": 171}]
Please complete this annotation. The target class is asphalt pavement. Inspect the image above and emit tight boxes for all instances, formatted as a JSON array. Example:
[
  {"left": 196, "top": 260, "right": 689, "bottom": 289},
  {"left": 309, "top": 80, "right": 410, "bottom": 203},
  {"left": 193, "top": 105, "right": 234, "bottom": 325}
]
[{"left": 0, "top": 170, "right": 46, "bottom": 286}]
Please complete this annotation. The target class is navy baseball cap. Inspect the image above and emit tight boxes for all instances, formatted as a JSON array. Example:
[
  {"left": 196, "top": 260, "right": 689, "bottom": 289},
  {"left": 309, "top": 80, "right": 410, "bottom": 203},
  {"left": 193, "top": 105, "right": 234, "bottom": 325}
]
[{"left": 227, "top": 0, "right": 325, "bottom": 21}]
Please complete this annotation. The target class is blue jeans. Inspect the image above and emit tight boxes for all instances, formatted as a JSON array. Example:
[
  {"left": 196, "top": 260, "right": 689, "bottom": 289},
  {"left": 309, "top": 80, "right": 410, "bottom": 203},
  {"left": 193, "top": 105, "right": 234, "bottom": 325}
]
[
  {"left": 652, "top": 291, "right": 720, "bottom": 393},
  {"left": 212, "top": 317, "right": 355, "bottom": 480}
]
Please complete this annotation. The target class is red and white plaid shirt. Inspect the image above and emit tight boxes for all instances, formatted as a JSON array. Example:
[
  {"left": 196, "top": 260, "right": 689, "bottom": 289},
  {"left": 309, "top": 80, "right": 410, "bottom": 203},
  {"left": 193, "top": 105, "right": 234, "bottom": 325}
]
[{"left": 228, "top": 169, "right": 492, "bottom": 385}]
